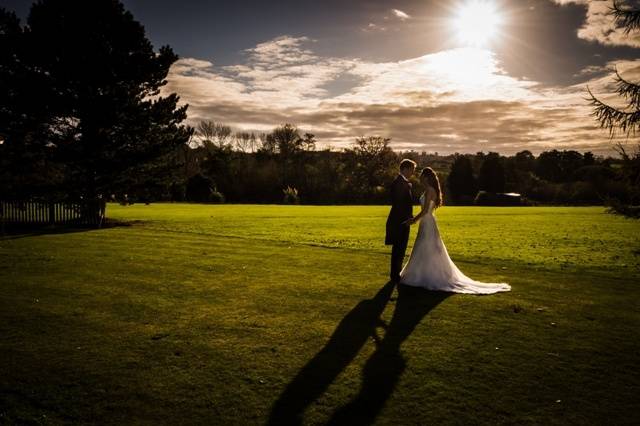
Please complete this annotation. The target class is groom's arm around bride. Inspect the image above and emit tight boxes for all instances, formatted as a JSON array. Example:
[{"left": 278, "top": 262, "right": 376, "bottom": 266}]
[{"left": 385, "top": 159, "right": 417, "bottom": 284}]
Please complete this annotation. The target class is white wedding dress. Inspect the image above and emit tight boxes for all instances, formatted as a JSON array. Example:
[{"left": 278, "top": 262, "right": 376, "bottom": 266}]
[{"left": 400, "top": 194, "right": 511, "bottom": 294}]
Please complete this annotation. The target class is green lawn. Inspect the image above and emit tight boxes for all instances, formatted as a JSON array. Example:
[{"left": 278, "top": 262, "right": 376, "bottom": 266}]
[{"left": 1, "top": 204, "right": 639, "bottom": 425}]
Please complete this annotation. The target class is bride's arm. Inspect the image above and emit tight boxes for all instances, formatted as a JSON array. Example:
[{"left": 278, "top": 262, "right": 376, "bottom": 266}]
[{"left": 404, "top": 189, "right": 435, "bottom": 225}]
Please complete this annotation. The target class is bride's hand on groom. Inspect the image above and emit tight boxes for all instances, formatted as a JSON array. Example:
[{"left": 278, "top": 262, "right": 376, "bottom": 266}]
[{"left": 402, "top": 217, "right": 415, "bottom": 226}]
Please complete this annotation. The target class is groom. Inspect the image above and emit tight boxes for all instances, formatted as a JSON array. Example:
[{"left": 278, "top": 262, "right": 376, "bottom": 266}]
[{"left": 385, "top": 159, "right": 416, "bottom": 284}]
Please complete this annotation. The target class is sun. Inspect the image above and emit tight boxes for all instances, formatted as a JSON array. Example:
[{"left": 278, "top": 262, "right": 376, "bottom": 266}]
[{"left": 453, "top": 1, "right": 503, "bottom": 47}]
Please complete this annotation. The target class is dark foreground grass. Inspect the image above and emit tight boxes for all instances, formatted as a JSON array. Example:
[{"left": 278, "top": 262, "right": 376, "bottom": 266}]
[{"left": 1, "top": 204, "right": 639, "bottom": 425}]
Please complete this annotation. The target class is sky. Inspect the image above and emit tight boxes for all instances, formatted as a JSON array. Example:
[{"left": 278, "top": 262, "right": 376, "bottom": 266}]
[{"left": 3, "top": 0, "right": 640, "bottom": 154}]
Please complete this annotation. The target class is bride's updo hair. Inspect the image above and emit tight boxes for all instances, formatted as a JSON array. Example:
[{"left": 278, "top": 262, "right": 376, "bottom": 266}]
[{"left": 421, "top": 167, "right": 443, "bottom": 208}]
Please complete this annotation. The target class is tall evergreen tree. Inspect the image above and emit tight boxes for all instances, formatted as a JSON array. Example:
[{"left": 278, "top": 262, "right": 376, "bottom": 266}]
[
  {"left": 514, "top": 150, "right": 536, "bottom": 172},
  {"left": 2, "top": 0, "right": 192, "bottom": 199},
  {"left": 589, "top": 1, "right": 640, "bottom": 136},
  {"left": 588, "top": 0, "right": 640, "bottom": 216},
  {"left": 447, "top": 155, "right": 477, "bottom": 203},
  {"left": 0, "top": 8, "right": 24, "bottom": 142},
  {"left": 478, "top": 152, "right": 505, "bottom": 193},
  {"left": 0, "top": 8, "right": 62, "bottom": 198}
]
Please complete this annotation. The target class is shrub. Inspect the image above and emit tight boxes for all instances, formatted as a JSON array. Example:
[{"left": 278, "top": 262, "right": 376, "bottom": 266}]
[
  {"left": 210, "top": 190, "right": 225, "bottom": 204},
  {"left": 569, "top": 181, "right": 600, "bottom": 204},
  {"left": 283, "top": 186, "right": 300, "bottom": 204},
  {"left": 185, "top": 174, "right": 224, "bottom": 203},
  {"left": 606, "top": 198, "right": 640, "bottom": 218}
]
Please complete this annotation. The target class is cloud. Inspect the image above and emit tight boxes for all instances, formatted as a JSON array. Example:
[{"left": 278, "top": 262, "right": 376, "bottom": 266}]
[
  {"left": 363, "top": 9, "right": 410, "bottom": 32},
  {"left": 391, "top": 9, "right": 411, "bottom": 20},
  {"left": 573, "top": 64, "right": 611, "bottom": 78},
  {"left": 336, "top": 48, "right": 539, "bottom": 105},
  {"left": 165, "top": 35, "right": 634, "bottom": 154},
  {"left": 551, "top": 0, "right": 640, "bottom": 47},
  {"left": 166, "top": 36, "right": 355, "bottom": 114},
  {"left": 362, "top": 22, "right": 387, "bottom": 32}
]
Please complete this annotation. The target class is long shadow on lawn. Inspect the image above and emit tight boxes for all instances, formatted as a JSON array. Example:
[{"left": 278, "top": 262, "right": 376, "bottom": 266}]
[
  {"left": 0, "top": 220, "right": 132, "bottom": 241},
  {"left": 268, "top": 282, "right": 449, "bottom": 426}
]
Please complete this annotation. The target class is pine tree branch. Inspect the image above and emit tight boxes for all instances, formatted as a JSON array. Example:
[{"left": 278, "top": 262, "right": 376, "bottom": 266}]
[
  {"left": 615, "top": 68, "right": 640, "bottom": 108},
  {"left": 612, "top": 0, "right": 640, "bottom": 33},
  {"left": 588, "top": 87, "right": 640, "bottom": 137}
]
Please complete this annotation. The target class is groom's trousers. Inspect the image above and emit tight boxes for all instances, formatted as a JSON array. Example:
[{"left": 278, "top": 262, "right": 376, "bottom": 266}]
[{"left": 390, "top": 226, "right": 410, "bottom": 282}]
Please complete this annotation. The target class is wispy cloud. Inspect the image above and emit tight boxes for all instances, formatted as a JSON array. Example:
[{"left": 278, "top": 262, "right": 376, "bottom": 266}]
[
  {"left": 361, "top": 22, "right": 387, "bottom": 33},
  {"left": 391, "top": 8, "right": 411, "bottom": 20},
  {"left": 573, "top": 64, "right": 610, "bottom": 78},
  {"left": 165, "top": 35, "right": 632, "bottom": 154}
]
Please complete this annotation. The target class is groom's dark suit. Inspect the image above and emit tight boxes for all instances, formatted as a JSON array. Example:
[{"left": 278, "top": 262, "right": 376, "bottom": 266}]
[{"left": 385, "top": 174, "right": 414, "bottom": 282}]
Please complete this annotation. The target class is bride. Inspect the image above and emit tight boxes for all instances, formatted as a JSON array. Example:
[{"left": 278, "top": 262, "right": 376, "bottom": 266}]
[{"left": 400, "top": 167, "right": 511, "bottom": 294}]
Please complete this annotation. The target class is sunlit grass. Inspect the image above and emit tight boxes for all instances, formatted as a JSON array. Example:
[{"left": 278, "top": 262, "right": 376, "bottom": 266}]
[{"left": 109, "top": 204, "right": 639, "bottom": 274}]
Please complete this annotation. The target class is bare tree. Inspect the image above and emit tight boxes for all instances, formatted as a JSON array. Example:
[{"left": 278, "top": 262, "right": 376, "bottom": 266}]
[
  {"left": 256, "top": 132, "right": 269, "bottom": 152},
  {"left": 301, "top": 133, "right": 317, "bottom": 151},
  {"left": 213, "top": 123, "right": 232, "bottom": 149},
  {"left": 196, "top": 120, "right": 232, "bottom": 149},
  {"left": 196, "top": 120, "right": 216, "bottom": 144},
  {"left": 235, "top": 131, "right": 254, "bottom": 153},
  {"left": 249, "top": 133, "right": 258, "bottom": 153}
]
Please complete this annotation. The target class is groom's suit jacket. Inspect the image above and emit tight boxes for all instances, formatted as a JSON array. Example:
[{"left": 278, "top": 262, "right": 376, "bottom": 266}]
[{"left": 385, "top": 175, "right": 414, "bottom": 245}]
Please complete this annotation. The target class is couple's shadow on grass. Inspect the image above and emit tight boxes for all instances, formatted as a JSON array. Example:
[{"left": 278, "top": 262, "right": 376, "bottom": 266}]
[{"left": 268, "top": 281, "right": 449, "bottom": 425}]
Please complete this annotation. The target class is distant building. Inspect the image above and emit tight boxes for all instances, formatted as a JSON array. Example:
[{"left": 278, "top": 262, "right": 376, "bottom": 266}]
[{"left": 474, "top": 191, "right": 522, "bottom": 206}]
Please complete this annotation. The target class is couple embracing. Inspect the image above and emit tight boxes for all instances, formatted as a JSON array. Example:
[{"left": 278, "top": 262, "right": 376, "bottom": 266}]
[{"left": 386, "top": 159, "right": 511, "bottom": 294}]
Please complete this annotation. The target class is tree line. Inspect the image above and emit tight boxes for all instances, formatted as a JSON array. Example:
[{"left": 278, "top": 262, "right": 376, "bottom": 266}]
[{"left": 112, "top": 119, "right": 638, "bottom": 207}]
